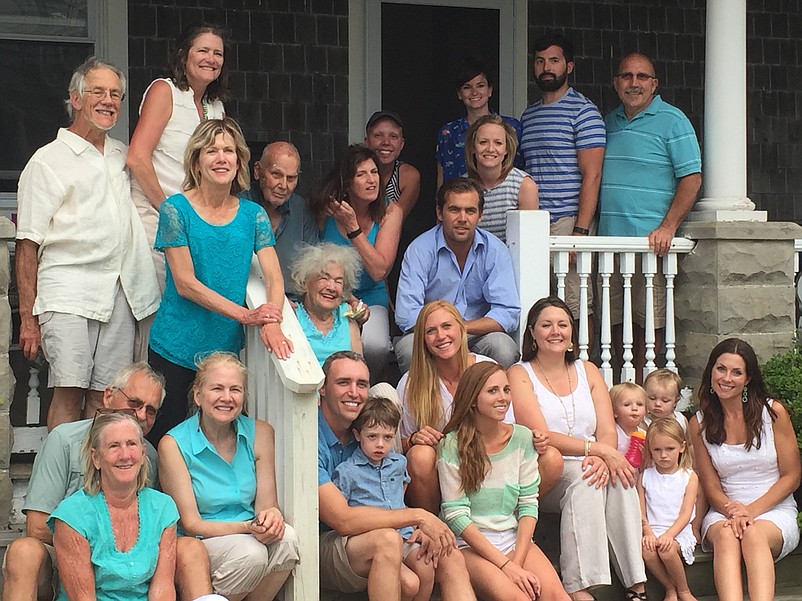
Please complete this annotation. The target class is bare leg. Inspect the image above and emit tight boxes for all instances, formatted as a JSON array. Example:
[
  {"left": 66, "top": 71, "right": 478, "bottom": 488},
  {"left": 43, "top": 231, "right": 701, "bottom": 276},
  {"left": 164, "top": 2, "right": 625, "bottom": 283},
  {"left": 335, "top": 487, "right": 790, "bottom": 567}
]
[
  {"left": 175, "top": 537, "right": 213, "bottom": 601},
  {"left": 460, "top": 548, "right": 531, "bottom": 601},
  {"left": 706, "top": 522, "right": 744, "bottom": 601},
  {"left": 47, "top": 386, "right": 85, "bottom": 430},
  {"left": 435, "top": 548, "right": 476, "bottom": 601},
  {"left": 657, "top": 542, "right": 696, "bottom": 601},
  {"left": 741, "top": 521, "right": 784, "bottom": 601},
  {"left": 405, "top": 444, "right": 440, "bottom": 515},
  {"left": 521, "top": 542, "right": 570, "bottom": 601},
  {"left": 244, "top": 570, "right": 292, "bottom": 601},
  {"left": 538, "top": 446, "right": 564, "bottom": 499},
  {"left": 398, "top": 564, "right": 421, "bottom": 601},
  {"left": 345, "top": 528, "right": 405, "bottom": 601},
  {"left": 643, "top": 546, "right": 678, "bottom": 601},
  {"left": 403, "top": 550, "right": 434, "bottom": 601},
  {"left": 83, "top": 389, "right": 105, "bottom": 420},
  {"left": 2, "top": 537, "right": 53, "bottom": 601}
]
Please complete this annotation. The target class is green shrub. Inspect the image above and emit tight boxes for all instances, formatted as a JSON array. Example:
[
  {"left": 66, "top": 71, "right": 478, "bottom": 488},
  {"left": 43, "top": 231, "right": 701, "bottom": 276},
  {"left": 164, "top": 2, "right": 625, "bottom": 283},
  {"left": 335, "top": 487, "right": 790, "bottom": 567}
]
[{"left": 761, "top": 341, "right": 802, "bottom": 453}]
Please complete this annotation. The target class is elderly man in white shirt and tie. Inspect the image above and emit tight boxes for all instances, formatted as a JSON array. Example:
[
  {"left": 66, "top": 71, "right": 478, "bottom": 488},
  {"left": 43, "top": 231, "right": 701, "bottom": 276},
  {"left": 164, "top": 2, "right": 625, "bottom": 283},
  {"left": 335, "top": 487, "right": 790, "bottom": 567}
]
[{"left": 15, "top": 56, "right": 160, "bottom": 430}]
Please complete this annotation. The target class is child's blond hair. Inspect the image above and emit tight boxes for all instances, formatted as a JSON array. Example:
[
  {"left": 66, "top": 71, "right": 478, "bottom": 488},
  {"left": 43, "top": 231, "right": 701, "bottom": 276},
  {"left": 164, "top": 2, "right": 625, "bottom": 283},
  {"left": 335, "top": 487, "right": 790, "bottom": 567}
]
[
  {"left": 609, "top": 381, "right": 648, "bottom": 408},
  {"left": 644, "top": 417, "right": 693, "bottom": 470},
  {"left": 643, "top": 368, "right": 683, "bottom": 398}
]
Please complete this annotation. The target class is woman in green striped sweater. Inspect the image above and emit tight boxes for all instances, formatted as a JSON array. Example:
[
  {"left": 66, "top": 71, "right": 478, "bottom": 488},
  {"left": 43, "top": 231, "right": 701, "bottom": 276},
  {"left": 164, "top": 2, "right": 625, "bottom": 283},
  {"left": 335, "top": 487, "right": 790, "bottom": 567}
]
[{"left": 437, "top": 362, "right": 569, "bottom": 601}]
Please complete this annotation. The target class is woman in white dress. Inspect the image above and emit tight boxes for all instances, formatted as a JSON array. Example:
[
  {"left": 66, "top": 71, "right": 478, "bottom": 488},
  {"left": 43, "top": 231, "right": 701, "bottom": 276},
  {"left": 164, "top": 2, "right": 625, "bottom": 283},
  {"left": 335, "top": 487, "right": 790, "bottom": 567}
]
[{"left": 689, "top": 338, "right": 800, "bottom": 601}]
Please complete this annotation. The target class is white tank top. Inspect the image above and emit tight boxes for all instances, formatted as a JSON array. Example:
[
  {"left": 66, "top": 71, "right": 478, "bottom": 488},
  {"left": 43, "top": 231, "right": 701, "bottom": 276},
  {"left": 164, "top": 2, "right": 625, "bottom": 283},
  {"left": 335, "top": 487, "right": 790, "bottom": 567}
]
[{"left": 518, "top": 359, "right": 597, "bottom": 460}]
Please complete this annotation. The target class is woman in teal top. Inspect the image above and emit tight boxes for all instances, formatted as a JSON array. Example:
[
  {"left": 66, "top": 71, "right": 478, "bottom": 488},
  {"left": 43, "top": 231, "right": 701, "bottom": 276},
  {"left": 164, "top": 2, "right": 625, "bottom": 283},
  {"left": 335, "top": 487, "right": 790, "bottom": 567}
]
[
  {"left": 49, "top": 411, "right": 178, "bottom": 601},
  {"left": 290, "top": 242, "right": 364, "bottom": 366},
  {"left": 159, "top": 353, "right": 299, "bottom": 600},
  {"left": 147, "top": 118, "right": 292, "bottom": 445},
  {"left": 308, "top": 144, "right": 403, "bottom": 378},
  {"left": 437, "top": 362, "right": 568, "bottom": 601}
]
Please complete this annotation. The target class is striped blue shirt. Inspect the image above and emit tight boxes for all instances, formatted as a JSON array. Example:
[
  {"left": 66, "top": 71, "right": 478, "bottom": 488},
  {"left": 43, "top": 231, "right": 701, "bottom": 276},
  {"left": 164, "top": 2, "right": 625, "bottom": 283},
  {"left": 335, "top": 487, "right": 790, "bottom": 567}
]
[
  {"left": 520, "top": 88, "right": 606, "bottom": 222},
  {"left": 478, "top": 167, "right": 532, "bottom": 243}
]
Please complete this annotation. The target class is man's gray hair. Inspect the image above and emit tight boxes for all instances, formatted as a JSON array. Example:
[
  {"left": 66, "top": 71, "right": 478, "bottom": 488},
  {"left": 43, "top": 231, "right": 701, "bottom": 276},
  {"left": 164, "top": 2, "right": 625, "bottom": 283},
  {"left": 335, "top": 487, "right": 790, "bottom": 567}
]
[
  {"left": 65, "top": 56, "right": 127, "bottom": 120},
  {"left": 110, "top": 362, "right": 167, "bottom": 405}
]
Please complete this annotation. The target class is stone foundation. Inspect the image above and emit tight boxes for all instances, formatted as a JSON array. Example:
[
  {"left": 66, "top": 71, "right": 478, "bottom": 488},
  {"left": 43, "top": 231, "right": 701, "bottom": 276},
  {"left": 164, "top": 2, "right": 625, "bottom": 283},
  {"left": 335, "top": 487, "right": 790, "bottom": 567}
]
[
  {"left": 676, "top": 221, "right": 802, "bottom": 392},
  {"left": 0, "top": 218, "right": 15, "bottom": 527}
]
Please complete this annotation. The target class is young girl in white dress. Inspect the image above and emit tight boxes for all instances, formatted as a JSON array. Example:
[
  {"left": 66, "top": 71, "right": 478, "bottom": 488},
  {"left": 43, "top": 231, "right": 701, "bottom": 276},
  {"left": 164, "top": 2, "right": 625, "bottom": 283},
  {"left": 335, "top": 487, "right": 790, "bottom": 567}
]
[{"left": 638, "top": 417, "right": 699, "bottom": 601}]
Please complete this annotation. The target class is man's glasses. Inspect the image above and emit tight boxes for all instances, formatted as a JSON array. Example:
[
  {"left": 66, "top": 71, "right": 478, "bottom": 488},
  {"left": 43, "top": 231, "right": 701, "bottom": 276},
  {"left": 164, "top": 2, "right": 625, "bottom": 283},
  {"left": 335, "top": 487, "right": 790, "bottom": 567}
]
[
  {"left": 114, "top": 387, "right": 159, "bottom": 418},
  {"left": 616, "top": 72, "right": 656, "bottom": 82},
  {"left": 85, "top": 87, "right": 125, "bottom": 101}
]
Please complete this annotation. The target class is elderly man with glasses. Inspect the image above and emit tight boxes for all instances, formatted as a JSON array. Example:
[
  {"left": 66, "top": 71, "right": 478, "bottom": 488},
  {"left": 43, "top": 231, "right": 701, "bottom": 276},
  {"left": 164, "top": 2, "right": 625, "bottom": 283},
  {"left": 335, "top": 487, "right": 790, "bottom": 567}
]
[
  {"left": 15, "top": 56, "right": 160, "bottom": 430},
  {"left": 1, "top": 363, "right": 214, "bottom": 601},
  {"left": 598, "top": 52, "right": 702, "bottom": 381}
]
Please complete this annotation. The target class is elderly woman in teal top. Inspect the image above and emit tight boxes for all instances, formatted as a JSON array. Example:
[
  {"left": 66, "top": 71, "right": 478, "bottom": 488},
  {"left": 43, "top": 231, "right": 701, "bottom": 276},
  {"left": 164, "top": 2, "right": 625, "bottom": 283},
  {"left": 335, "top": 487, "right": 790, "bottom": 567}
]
[
  {"left": 147, "top": 117, "right": 291, "bottom": 445},
  {"left": 158, "top": 353, "right": 299, "bottom": 601},
  {"left": 437, "top": 362, "right": 569, "bottom": 601},
  {"left": 290, "top": 242, "right": 364, "bottom": 366},
  {"left": 49, "top": 411, "right": 179, "bottom": 601},
  {"left": 308, "top": 144, "right": 403, "bottom": 379}
]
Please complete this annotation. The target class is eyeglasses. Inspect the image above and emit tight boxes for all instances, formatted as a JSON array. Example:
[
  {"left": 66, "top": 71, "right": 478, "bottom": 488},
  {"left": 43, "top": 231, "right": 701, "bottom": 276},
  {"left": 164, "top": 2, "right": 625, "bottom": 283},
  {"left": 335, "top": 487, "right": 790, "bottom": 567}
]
[
  {"left": 615, "top": 72, "right": 656, "bottom": 82},
  {"left": 91, "top": 406, "right": 137, "bottom": 427},
  {"left": 114, "top": 387, "right": 159, "bottom": 418},
  {"left": 85, "top": 87, "right": 125, "bottom": 101}
]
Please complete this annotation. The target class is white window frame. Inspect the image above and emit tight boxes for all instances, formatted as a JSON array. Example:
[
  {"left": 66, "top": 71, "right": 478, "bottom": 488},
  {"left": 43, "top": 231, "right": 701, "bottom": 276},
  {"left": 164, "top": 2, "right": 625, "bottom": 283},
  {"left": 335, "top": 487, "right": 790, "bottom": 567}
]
[{"left": 348, "top": 0, "right": 528, "bottom": 142}]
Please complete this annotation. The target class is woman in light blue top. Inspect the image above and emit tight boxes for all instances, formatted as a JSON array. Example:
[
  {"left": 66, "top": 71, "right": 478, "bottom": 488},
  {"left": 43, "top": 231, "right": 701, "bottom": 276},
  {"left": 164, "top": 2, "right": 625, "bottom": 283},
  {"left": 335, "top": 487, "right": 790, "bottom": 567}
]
[
  {"left": 158, "top": 353, "right": 299, "bottom": 601},
  {"left": 49, "top": 411, "right": 178, "bottom": 601},
  {"left": 147, "top": 117, "right": 291, "bottom": 444},
  {"left": 308, "top": 145, "right": 403, "bottom": 379},
  {"left": 290, "top": 243, "right": 364, "bottom": 366}
]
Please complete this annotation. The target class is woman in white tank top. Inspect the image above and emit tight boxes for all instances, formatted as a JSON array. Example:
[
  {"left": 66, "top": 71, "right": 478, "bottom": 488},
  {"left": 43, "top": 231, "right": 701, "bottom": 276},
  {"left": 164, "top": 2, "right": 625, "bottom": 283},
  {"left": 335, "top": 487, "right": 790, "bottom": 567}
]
[{"left": 509, "top": 297, "right": 647, "bottom": 601}]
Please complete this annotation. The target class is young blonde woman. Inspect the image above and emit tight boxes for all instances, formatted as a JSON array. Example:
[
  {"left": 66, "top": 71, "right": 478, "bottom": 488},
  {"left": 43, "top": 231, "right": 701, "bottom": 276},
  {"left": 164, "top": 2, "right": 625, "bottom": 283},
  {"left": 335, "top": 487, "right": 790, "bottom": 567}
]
[{"left": 438, "top": 362, "right": 569, "bottom": 601}]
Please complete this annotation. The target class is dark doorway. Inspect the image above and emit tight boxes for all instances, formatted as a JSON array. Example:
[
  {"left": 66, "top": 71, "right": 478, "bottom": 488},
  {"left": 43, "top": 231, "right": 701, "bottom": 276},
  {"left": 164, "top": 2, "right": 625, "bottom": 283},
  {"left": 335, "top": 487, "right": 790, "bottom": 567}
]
[{"left": 381, "top": 3, "right": 502, "bottom": 306}]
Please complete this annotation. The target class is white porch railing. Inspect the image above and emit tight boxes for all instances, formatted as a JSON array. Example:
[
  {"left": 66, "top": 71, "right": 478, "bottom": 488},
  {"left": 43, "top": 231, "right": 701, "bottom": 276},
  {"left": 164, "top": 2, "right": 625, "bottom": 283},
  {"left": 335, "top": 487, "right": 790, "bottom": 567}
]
[
  {"left": 508, "top": 210, "right": 696, "bottom": 386},
  {"left": 243, "top": 256, "right": 324, "bottom": 601}
]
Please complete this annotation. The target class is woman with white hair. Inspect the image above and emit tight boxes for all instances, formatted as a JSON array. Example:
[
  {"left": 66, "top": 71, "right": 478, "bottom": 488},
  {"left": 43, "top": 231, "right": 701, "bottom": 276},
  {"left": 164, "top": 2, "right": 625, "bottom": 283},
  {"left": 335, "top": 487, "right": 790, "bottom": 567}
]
[{"left": 291, "top": 242, "right": 364, "bottom": 366}]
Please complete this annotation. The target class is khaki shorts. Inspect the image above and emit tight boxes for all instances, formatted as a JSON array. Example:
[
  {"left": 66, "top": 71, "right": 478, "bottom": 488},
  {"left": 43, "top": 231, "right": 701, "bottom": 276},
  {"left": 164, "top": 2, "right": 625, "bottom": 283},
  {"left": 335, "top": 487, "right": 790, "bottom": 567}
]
[
  {"left": 202, "top": 527, "right": 299, "bottom": 596},
  {"left": 550, "top": 216, "right": 595, "bottom": 318},
  {"left": 607, "top": 255, "right": 667, "bottom": 329},
  {"left": 318, "top": 530, "right": 418, "bottom": 593},
  {"left": 39, "top": 284, "right": 135, "bottom": 390}
]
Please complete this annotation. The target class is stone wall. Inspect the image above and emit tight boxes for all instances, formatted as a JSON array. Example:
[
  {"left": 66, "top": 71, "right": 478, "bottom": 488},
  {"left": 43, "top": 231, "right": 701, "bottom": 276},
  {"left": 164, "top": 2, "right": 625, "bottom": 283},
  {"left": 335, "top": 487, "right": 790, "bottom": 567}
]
[
  {"left": 127, "top": 0, "right": 350, "bottom": 193},
  {"left": 0, "top": 218, "right": 16, "bottom": 527},
  {"left": 528, "top": 0, "right": 802, "bottom": 223}
]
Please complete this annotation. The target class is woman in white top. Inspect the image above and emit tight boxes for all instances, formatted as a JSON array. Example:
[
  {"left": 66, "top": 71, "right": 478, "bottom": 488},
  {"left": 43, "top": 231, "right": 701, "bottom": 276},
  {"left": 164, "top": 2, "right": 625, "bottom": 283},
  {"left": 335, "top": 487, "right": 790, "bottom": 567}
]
[
  {"left": 689, "top": 338, "right": 800, "bottom": 601},
  {"left": 465, "top": 114, "right": 538, "bottom": 243},
  {"left": 398, "top": 300, "right": 561, "bottom": 515},
  {"left": 127, "top": 24, "right": 228, "bottom": 294},
  {"left": 509, "top": 296, "right": 647, "bottom": 601}
]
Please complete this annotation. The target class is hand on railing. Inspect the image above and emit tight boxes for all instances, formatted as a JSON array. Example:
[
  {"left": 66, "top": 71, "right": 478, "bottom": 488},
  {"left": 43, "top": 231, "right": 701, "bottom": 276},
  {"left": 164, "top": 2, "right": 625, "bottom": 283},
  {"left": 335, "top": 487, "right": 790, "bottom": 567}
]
[
  {"left": 260, "top": 322, "right": 294, "bottom": 360},
  {"left": 241, "top": 302, "right": 283, "bottom": 327},
  {"left": 647, "top": 224, "right": 676, "bottom": 256}
]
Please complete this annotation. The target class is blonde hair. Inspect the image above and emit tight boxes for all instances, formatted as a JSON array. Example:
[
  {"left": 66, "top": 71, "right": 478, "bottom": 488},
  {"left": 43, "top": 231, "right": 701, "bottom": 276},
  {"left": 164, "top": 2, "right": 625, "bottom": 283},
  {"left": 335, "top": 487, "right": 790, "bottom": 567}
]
[
  {"left": 609, "top": 382, "right": 648, "bottom": 408},
  {"left": 441, "top": 362, "right": 504, "bottom": 494},
  {"left": 183, "top": 117, "right": 251, "bottom": 195},
  {"left": 644, "top": 368, "right": 683, "bottom": 398},
  {"left": 406, "top": 301, "right": 469, "bottom": 431},
  {"left": 644, "top": 417, "right": 693, "bottom": 471},
  {"left": 465, "top": 114, "right": 518, "bottom": 182},
  {"left": 82, "top": 412, "right": 150, "bottom": 495},
  {"left": 191, "top": 352, "right": 248, "bottom": 414}
]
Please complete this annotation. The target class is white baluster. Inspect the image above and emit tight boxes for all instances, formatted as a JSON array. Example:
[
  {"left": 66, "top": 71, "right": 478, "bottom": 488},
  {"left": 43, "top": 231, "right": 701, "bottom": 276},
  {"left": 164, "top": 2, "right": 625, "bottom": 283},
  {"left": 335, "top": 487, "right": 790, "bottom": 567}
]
[
  {"left": 621, "top": 252, "right": 636, "bottom": 383},
  {"left": 554, "top": 251, "right": 569, "bottom": 302},
  {"left": 26, "top": 364, "right": 41, "bottom": 425},
  {"left": 664, "top": 253, "right": 678, "bottom": 372},
  {"left": 598, "top": 252, "right": 614, "bottom": 387},
  {"left": 576, "top": 251, "right": 592, "bottom": 361},
  {"left": 642, "top": 252, "right": 658, "bottom": 379}
]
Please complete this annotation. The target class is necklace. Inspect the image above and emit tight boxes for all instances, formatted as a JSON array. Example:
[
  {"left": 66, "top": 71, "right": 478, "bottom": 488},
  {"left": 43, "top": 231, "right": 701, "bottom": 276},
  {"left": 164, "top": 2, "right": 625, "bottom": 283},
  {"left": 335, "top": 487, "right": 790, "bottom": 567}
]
[{"left": 534, "top": 357, "right": 577, "bottom": 437}]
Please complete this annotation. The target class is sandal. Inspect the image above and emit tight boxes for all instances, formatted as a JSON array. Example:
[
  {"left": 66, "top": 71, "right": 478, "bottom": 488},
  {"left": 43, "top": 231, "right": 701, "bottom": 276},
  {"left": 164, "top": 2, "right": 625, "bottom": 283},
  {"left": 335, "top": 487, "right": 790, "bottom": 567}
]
[{"left": 625, "top": 591, "right": 647, "bottom": 601}]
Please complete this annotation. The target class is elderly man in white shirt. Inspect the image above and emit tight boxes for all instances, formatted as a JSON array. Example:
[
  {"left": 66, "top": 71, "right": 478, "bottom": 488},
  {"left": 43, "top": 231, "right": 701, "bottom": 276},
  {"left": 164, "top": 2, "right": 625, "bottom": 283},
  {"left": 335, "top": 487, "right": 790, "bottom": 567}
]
[{"left": 16, "top": 56, "right": 160, "bottom": 430}]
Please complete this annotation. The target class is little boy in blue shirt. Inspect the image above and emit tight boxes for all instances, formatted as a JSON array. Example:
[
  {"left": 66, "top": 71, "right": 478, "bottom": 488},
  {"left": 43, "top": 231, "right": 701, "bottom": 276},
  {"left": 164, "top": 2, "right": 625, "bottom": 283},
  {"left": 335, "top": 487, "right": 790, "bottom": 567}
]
[{"left": 332, "top": 396, "right": 434, "bottom": 601}]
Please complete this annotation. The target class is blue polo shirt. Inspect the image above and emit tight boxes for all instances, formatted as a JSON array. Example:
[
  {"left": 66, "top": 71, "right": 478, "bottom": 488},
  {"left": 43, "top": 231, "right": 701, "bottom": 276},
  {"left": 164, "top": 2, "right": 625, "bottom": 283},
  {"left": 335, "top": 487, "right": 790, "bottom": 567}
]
[
  {"left": 332, "top": 447, "right": 413, "bottom": 539},
  {"left": 318, "top": 406, "right": 359, "bottom": 532},
  {"left": 167, "top": 413, "right": 256, "bottom": 528},
  {"left": 598, "top": 95, "right": 701, "bottom": 236}
]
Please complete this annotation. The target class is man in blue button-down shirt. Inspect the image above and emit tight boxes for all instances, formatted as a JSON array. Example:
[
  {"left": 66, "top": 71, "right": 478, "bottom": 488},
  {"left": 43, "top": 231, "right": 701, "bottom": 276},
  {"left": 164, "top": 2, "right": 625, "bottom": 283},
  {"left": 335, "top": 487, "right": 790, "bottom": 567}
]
[{"left": 394, "top": 178, "right": 521, "bottom": 372}]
